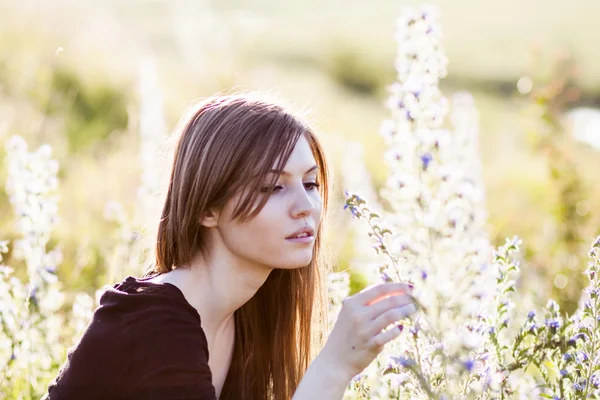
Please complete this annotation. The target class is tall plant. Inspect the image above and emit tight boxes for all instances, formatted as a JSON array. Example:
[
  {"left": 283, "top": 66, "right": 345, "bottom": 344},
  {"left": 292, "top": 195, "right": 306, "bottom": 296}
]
[
  {"left": 340, "top": 6, "right": 600, "bottom": 399},
  {"left": 0, "top": 136, "right": 94, "bottom": 399}
]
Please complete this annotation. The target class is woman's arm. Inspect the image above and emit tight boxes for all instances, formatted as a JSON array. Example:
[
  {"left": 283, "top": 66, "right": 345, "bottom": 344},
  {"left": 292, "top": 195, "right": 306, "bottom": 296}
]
[
  {"left": 292, "top": 347, "right": 355, "bottom": 399},
  {"left": 294, "top": 282, "right": 416, "bottom": 399}
]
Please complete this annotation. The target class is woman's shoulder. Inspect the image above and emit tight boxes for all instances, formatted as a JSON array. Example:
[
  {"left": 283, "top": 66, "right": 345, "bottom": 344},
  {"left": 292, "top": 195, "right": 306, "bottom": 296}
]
[
  {"left": 99, "top": 275, "right": 200, "bottom": 320},
  {"left": 93, "top": 275, "right": 207, "bottom": 348},
  {"left": 44, "top": 276, "right": 215, "bottom": 399}
]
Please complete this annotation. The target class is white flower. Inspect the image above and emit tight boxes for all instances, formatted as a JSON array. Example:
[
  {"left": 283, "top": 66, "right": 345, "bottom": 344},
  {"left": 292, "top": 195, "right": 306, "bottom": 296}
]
[{"left": 343, "top": 5, "right": 497, "bottom": 398}]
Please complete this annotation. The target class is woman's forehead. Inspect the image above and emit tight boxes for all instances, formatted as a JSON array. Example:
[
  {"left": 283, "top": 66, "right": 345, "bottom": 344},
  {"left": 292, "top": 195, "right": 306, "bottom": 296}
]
[{"left": 278, "top": 136, "right": 317, "bottom": 172}]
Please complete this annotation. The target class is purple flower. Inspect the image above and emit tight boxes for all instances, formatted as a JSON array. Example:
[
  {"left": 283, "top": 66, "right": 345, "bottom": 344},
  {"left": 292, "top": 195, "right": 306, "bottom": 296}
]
[
  {"left": 420, "top": 153, "right": 433, "bottom": 170},
  {"left": 585, "top": 287, "right": 600, "bottom": 298},
  {"left": 568, "top": 332, "right": 585, "bottom": 346},
  {"left": 45, "top": 265, "right": 57, "bottom": 274},
  {"left": 577, "top": 352, "right": 589, "bottom": 363},
  {"left": 462, "top": 359, "right": 475, "bottom": 372},
  {"left": 585, "top": 269, "right": 596, "bottom": 280},
  {"left": 526, "top": 310, "right": 536, "bottom": 321},
  {"left": 591, "top": 373, "right": 600, "bottom": 388},
  {"left": 343, "top": 203, "right": 360, "bottom": 218},
  {"left": 28, "top": 285, "right": 39, "bottom": 308},
  {"left": 545, "top": 319, "right": 561, "bottom": 332},
  {"left": 410, "top": 325, "right": 420, "bottom": 338},
  {"left": 350, "top": 373, "right": 364, "bottom": 384},
  {"left": 380, "top": 271, "right": 393, "bottom": 283},
  {"left": 391, "top": 356, "right": 416, "bottom": 368}
]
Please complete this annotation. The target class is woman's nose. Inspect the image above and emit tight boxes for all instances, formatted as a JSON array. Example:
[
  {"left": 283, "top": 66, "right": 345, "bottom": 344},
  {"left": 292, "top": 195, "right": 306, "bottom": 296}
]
[{"left": 291, "top": 186, "right": 316, "bottom": 218}]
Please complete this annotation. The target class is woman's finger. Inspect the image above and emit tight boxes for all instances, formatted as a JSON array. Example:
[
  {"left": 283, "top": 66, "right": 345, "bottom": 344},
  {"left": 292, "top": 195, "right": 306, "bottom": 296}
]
[
  {"left": 368, "top": 303, "right": 417, "bottom": 336},
  {"left": 353, "top": 282, "right": 413, "bottom": 306},
  {"left": 364, "top": 293, "right": 413, "bottom": 319},
  {"left": 370, "top": 322, "right": 405, "bottom": 349}
]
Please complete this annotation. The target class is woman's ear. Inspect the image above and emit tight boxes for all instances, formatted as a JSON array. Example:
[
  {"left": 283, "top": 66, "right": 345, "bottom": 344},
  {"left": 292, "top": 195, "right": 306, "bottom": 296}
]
[{"left": 199, "top": 209, "right": 219, "bottom": 228}]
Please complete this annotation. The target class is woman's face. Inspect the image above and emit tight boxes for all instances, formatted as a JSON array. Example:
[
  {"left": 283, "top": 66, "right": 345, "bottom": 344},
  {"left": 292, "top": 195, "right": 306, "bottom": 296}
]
[{"left": 215, "top": 135, "right": 323, "bottom": 270}]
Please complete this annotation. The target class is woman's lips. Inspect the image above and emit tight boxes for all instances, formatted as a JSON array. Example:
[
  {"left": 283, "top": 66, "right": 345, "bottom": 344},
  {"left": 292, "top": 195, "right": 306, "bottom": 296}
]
[{"left": 285, "top": 235, "right": 314, "bottom": 244}]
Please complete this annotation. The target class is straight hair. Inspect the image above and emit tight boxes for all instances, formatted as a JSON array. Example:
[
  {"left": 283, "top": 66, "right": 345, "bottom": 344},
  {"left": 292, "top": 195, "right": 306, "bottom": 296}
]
[{"left": 143, "top": 94, "right": 330, "bottom": 399}]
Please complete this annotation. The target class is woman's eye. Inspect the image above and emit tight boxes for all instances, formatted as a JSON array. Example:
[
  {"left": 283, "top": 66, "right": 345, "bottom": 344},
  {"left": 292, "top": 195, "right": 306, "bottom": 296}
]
[
  {"left": 260, "top": 182, "right": 319, "bottom": 193},
  {"left": 304, "top": 182, "right": 321, "bottom": 191},
  {"left": 260, "top": 185, "right": 283, "bottom": 193}
]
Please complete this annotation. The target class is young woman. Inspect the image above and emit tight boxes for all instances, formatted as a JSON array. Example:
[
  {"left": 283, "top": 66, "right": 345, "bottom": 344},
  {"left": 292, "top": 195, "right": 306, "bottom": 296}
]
[{"left": 44, "top": 94, "right": 416, "bottom": 400}]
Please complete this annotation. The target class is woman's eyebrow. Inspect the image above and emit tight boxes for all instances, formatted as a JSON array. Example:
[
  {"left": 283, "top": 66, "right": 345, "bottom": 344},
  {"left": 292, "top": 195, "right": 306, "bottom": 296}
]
[{"left": 270, "top": 165, "right": 319, "bottom": 176}]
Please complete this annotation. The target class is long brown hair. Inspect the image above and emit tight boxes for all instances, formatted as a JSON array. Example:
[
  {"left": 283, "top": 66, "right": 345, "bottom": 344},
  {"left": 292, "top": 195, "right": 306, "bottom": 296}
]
[{"left": 143, "top": 94, "right": 330, "bottom": 399}]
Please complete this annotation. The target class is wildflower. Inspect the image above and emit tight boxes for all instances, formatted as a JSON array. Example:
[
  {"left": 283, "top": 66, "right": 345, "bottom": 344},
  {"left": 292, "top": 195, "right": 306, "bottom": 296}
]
[
  {"left": 343, "top": 192, "right": 364, "bottom": 219},
  {"left": 380, "top": 270, "right": 393, "bottom": 283},
  {"left": 545, "top": 319, "right": 561, "bottom": 332},
  {"left": 591, "top": 373, "right": 600, "bottom": 388},
  {"left": 409, "top": 325, "right": 420, "bottom": 338},
  {"left": 420, "top": 153, "right": 433, "bottom": 170},
  {"left": 3, "top": 136, "right": 67, "bottom": 394},
  {"left": 528, "top": 323, "right": 537, "bottom": 334},
  {"left": 380, "top": 119, "right": 398, "bottom": 140},
  {"left": 585, "top": 287, "right": 600, "bottom": 299},
  {"left": 390, "top": 356, "right": 416, "bottom": 369},
  {"left": 462, "top": 359, "right": 475, "bottom": 372},
  {"left": 577, "top": 352, "right": 589, "bottom": 363},
  {"left": 568, "top": 333, "right": 585, "bottom": 346},
  {"left": 344, "top": 204, "right": 360, "bottom": 219},
  {"left": 337, "top": 5, "right": 600, "bottom": 399}
]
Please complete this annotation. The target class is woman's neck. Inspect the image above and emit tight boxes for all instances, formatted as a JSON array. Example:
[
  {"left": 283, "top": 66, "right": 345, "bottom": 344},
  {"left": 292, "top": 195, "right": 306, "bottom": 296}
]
[{"left": 155, "top": 247, "right": 272, "bottom": 347}]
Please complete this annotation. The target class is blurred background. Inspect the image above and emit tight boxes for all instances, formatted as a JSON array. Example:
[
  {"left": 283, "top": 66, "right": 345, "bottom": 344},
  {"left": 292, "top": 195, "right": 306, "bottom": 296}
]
[{"left": 1, "top": 0, "right": 599, "bottom": 314}]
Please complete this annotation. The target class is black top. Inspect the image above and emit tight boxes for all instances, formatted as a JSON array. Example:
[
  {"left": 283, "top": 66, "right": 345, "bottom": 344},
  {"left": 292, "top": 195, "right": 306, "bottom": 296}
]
[{"left": 43, "top": 275, "right": 218, "bottom": 400}]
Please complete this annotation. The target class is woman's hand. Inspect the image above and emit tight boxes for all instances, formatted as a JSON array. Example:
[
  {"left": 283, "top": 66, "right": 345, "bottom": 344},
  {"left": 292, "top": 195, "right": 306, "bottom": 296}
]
[{"left": 321, "top": 282, "right": 416, "bottom": 381}]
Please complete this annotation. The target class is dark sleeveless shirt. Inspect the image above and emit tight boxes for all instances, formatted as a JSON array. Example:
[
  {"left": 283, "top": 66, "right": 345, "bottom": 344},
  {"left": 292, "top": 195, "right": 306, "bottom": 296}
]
[{"left": 43, "top": 275, "right": 218, "bottom": 400}]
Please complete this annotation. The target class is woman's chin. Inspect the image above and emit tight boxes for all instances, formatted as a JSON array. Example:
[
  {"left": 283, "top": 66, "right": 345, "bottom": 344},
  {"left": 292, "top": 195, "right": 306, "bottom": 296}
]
[{"left": 278, "top": 257, "right": 313, "bottom": 270}]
